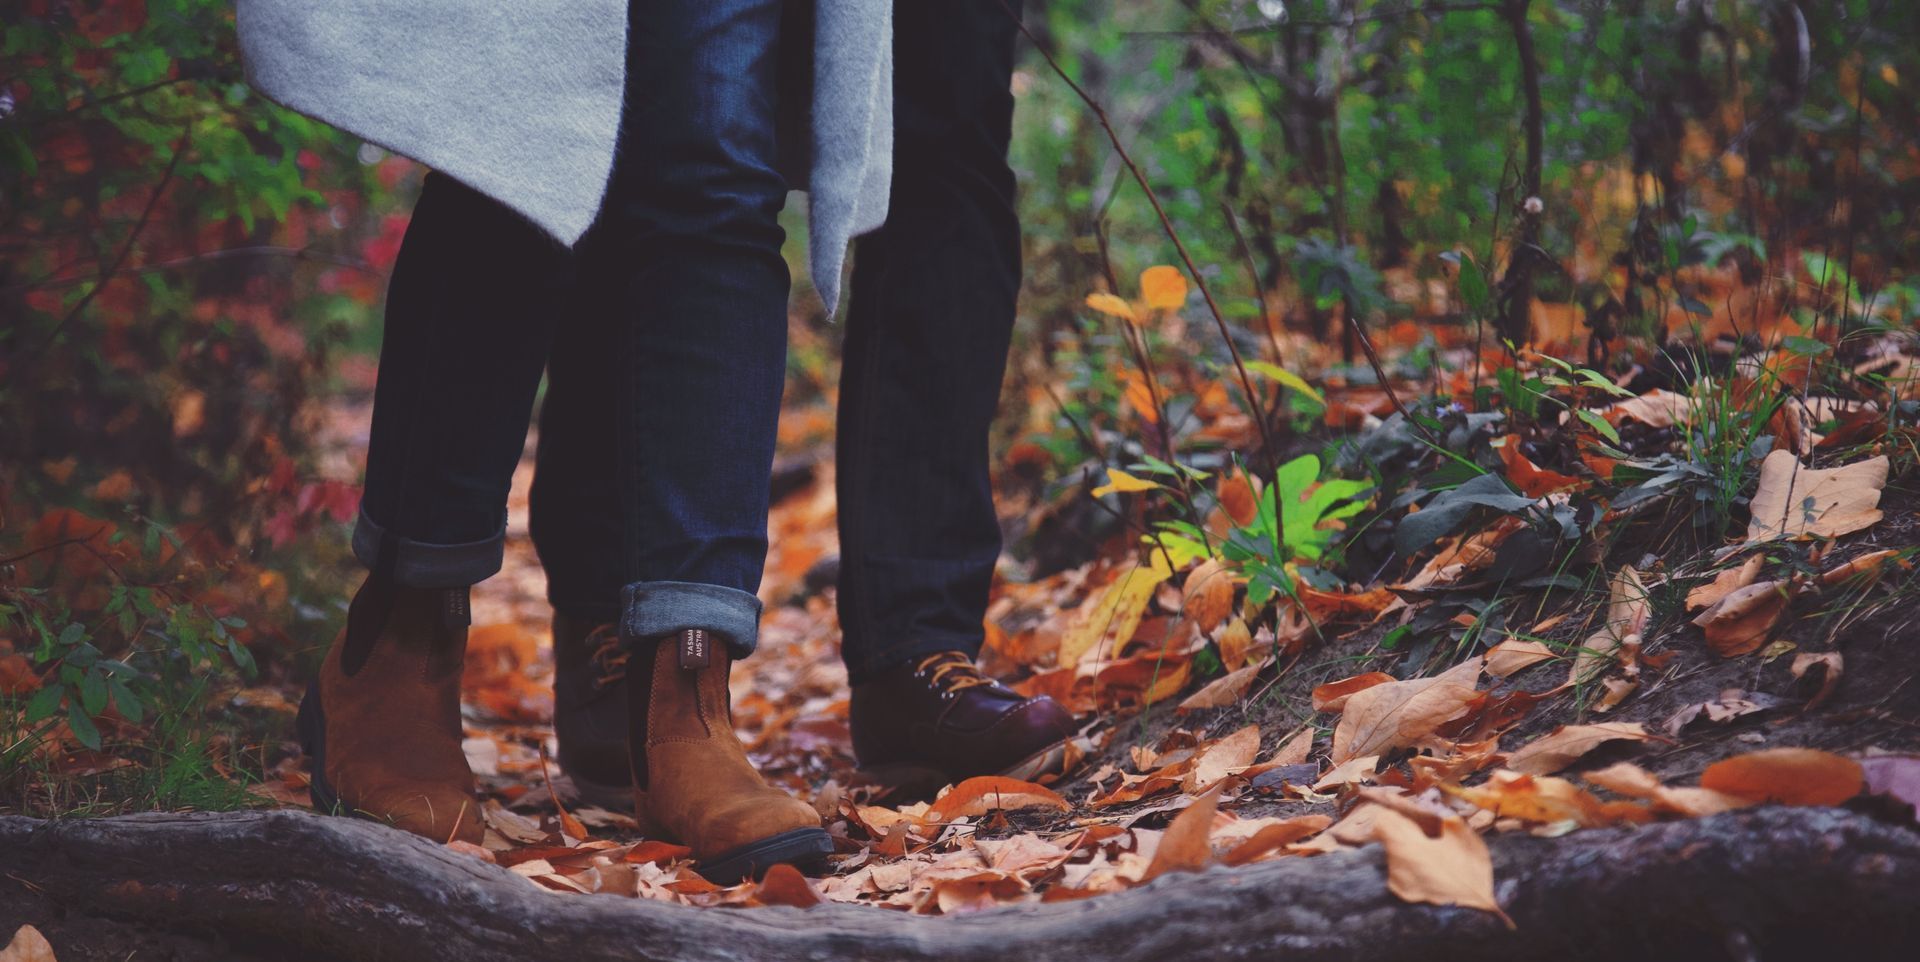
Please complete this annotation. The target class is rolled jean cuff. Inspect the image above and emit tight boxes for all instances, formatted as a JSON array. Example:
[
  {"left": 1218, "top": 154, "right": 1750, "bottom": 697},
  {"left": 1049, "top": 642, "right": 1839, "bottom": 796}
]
[
  {"left": 352, "top": 508, "right": 506, "bottom": 588},
  {"left": 621, "top": 580, "right": 764, "bottom": 659}
]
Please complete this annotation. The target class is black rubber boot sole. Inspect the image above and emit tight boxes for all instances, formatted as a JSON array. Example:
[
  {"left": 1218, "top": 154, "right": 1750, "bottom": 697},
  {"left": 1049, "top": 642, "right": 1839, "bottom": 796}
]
[
  {"left": 695, "top": 827, "right": 836, "bottom": 886},
  {"left": 294, "top": 678, "right": 346, "bottom": 816}
]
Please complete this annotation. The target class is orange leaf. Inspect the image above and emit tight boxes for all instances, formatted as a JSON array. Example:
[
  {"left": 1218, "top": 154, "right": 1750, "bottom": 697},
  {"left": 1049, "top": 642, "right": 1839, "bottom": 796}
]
[
  {"left": 1216, "top": 616, "right": 1255, "bottom": 672},
  {"left": 1182, "top": 559, "right": 1237, "bottom": 634},
  {"left": 925, "top": 776, "right": 1069, "bottom": 824},
  {"left": 1370, "top": 807, "right": 1512, "bottom": 925},
  {"left": 1139, "top": 265, "right": 1189, "bottom": 311},
  {"left": 1495, "top": 434, "right": 1583, "bottom": 498},
  {"left": 753, "top": 863, "right": 823, "bottom": 908},
  {"left": 1484, "top": 638, "right": 1556, "bottom": 679},
  {"left": 1218, "top": 468, "right": 1259, "bottom": 526},
  {"left": 1699, "top": 748, "right": 1864, "bottom": 806},
  {"left": 1176, "top": 661, "right": 1265, "bottom": 713},
  {"left": 1691, "top": 580, "right": 1790, "bottom": 657},
  {"left": 1311, "top": 672, "right": 1397, "bottom": 713},
  {"left": 1221, "top": 814, "right": 1332, "bottom": 865},
  {"left": 1686, "top": 554, "right": 1764, "bottom": 611},
  {"left": 1143, "top": 786, "right": 1218, "bottom": 880},
  {"left": 1182, "top": 724, "right": 1262, "bottom": 792}
]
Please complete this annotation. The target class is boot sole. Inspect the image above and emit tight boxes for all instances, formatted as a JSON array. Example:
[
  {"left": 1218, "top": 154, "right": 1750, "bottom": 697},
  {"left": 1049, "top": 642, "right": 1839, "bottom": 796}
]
[{"left": 696, "top": 827, "right": 836, "bottom": 887}]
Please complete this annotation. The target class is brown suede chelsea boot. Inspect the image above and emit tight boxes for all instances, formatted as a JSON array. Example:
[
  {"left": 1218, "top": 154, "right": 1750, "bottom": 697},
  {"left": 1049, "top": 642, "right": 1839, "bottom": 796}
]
[
  {"left": 295, "top": 576, "right": 484, "bottom": 845},
  {"left": 850, "top": 650, "right": 1078, "bottom": 798},
  {"left": 552, "top": 615, "right": 635, "bottom": 808},
  {"left": 628, "top": 629, "right": 833, "bottom": 885}
]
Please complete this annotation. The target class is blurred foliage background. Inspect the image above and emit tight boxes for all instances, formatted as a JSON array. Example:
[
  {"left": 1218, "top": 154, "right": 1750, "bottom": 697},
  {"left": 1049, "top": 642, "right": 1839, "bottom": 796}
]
[{"left": 2, "top": 0, "right": 1916, "bottom": 810}]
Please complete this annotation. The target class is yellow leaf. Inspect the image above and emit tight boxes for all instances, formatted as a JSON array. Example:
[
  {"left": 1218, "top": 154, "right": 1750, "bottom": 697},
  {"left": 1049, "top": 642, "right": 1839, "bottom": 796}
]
[
  {"left": 1138, "top": 265, "right": 1189, "bottom": 311},
  {"left": 1245, "top": 360, "right": 1327, "bottom": 405},
  {"left": 1084, "top": 292, "right": 1141, "bottom": 322},
  {"left": 1091, "top": 468, "right": 1162, "bottom": 499},
  {"left": 1057, "top": 553, "right": 1175, "bottom": 667}
]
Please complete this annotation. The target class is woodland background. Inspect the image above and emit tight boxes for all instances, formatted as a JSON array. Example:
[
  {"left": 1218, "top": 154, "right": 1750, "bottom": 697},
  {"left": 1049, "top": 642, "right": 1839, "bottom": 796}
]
[{"left": 3, "top": 0, "right": 1920, "bottom": 956}]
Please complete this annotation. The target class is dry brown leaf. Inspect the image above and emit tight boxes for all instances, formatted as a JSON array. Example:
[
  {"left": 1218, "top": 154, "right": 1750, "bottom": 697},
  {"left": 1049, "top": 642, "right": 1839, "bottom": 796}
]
[
  {"left": 1699, "top": 747, "right": 1864, "bottom": 806},
  {"left": 1687, "top": 554, "right": 1764, "bottom": 611},
  {"left": 1313, "top": 754, "right": 1382, "bottom": 791},
  {"left": 1505, "top": 722, "right": 1651, "bottom": 775},
  {"left": 1582, "top": 762, "right": 1750, "bottom": 817},
  {"left": 0, "top": 926, "right": 56, "bottom": 962},
  {"left": 754, "top": 863, "right": 823, "bottom": 908},
  {"left": 1597, "top": 388, "right": 1693, "bottom": 428},
  {"left": 1221, "top": 814, "right": 1333, "bottom": 865},
  {"left": 1268, "top": 726, "right": 1315, "bottom": 767},
  {"left": 1569, "top": 567, "right": 1649, "bottom": 684},
  {"left": 1791, "top": 651, "right": 1843, "bottom": 711},
  {"left": 1447, "top": 770, "right": 1623, "bottom": 827},
  {"left": 1662, "top": 688, "right": 1788, "bottom": 736},
  {"left": 1692, "top": 580, "right": 1790, "bottom": 657},
  {"left": 1184, "top": 724, "right": 1262, "bottom": 792},
  {"left": 924, "top": 776, "right": 1069, "bottom": 825},
  {"left": 1370, "top": 806, "right": 1511, "bottom": 925},
  {"left": 1182, "top": 559, "right": 1237, "bottom": 635},
  {"left": 1745, "top": 451, "right": 1888, "bottom": 542},
  {"left": 1176, "top": 660, "right": 1267, "bottom": 713},
  {"left": 1216, "top": 617, "right": 1255, "bottom": 672},
  {"left": 1331, "top": 658, "right": 1485, "bottom": 763},
  {"left": 1485, "top": 638, "right": 1557, "bottom": 678},
  {"left": 1592, "top": 676, "right": 1637, "bottom": 713},
  {"left": 1312, "top": 671, "right": 1398, "bottom": 713},
  {"left": 1143, "top": 786, "right": 1219, "bottom": 881},
  {"left": 1819, "top": 548, "right": 1903, "bottom": 586}
]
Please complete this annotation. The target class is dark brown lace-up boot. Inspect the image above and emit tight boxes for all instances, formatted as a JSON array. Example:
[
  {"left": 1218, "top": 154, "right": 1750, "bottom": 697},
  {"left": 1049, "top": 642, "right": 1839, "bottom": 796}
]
[
  {"left": 296, "top": 577, "right": 483, "bottom": 844},
  {"left": 551, "top": 615, "right": 635, "bottom": 807},
  {"left": 849, "top": 650, "right": 1077, "bottom": 798}
]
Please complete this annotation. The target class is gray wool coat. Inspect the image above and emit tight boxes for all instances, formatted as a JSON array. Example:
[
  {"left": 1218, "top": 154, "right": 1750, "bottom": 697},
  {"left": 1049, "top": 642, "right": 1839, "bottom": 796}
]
[{"left": 236, "top": 0, "right": 892, "bottom": 309}]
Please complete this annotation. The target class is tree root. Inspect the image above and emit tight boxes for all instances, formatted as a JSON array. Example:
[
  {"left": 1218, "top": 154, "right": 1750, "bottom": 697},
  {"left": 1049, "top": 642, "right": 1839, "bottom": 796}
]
[{"left": 2, "top": 806, "right": 1915, "bottom": 961}]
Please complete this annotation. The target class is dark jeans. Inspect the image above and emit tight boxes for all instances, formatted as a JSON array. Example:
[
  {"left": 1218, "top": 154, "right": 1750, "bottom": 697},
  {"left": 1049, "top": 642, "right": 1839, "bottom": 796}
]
[
  {"left": 362, "top": 0, "right": 1023, "bottom": 678},
  {"left": 359, "top": 0, "right": 789, "bottom": 653}
]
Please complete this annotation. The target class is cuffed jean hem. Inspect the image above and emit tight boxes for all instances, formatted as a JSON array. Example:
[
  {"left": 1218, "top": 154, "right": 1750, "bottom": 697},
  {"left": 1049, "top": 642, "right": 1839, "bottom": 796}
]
[
  {"left": 352, "top": 508, "right": 506, "bottom": 588},
  {"left": 621, "top": 580, "right": 764, "bottom": 659},
  {"left": 841, "top": 630, "right": 986, "bottom": 688}
]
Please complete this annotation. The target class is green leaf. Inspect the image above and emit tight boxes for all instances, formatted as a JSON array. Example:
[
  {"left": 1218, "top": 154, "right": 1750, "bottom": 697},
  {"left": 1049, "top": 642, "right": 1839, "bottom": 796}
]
[
  {"left": 1245, "top": 360, "right": 1327, "bottom": 405},
  {"left": 1782, "top": 335, "right": 1830, "bottom": 357},
  {"left": 80, "top": 668, "right": 109, "bottom": 715},
  {"left": 1574, "top": 408, "right": 1622, "bottom": 445},
  {"left": 25, "top": 683, "right": 65, "bottom": 723},
  {"left": 67, "top": 700, "right": 102, "bottom": 751}
]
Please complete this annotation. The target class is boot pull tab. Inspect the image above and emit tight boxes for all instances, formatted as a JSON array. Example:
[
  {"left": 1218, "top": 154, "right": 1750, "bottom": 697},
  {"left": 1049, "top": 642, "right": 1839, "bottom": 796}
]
[
  {"left": 442, "top": 587, "right": 471, "bottom": 632},
  {"left": 677, "top": 628, "right": 711, "bottom": 671}
]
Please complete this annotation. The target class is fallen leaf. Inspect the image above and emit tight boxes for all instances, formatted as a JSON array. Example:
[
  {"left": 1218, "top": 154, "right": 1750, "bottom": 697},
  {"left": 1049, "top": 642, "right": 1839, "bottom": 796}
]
[
  {"left": 1699, "top": 747, "right": 1864, "bottom": 806},
  {"left": 754, "top": 863, "right": 823, "bottom": 908},
  {"left": 1221, "top": 814, "right": 1333, "bottom": 865},
  {"left": 1819, "top": 548, "right": 1903, "bottom": 587},
  {"left": 1182, "top": 559, "right": 1237, "bottom": 634},
  {"left": 1597, "top": 388, "right": 1693, "bottom": 428},
  {"left": 1569, "top": 567, "right": 1649, "bottom": 684},
  {"left": 1485, "top": 638, "right": 1556, "bottom": 678},
  {"left": 1662, "top": 689, "right": 1789, "bottom": 736},
  {"left": 1692, "top": 580, "right": 1790, "bottom": 657},
  {"left": 925, "top": 777, "right": 1069, "bottom": 825},
  {"left": 1332, "top": 658, "right": 1485, "bottom": 763},
  {"left": 1687, "top": 554, "right": 1764, "bottom": 611},
  {"left": 1058, "top": 554, "right": 1175, "bottom": 667},
  {"left": 1744, "top": 452, "right": 1888, "bottom": 542},
  {"left": 1496, "top": 434, "right": 1584, "bottom": 498},
  {"left": 1215, "top": 617, "right": 1255, "bottom": 672},
  {"left": 1176, "top": 660, "right": 1266, "bottom": 713},
  {"left": 1267, "top": 727, "right": 1315, "bottom": 767},
  {"left": 1370, "top": 806, "right": 1512, "bottom": 925},
  {"left": 1582, "top": 762, "right": 1750, "bottom": 817},
  {"left": 1312, "top": 671, "right": 1397, "bottom": 713},
  {"left": 1218, "top": 469, "right": 1259, "bottom": 526},
  {"left": 1313, "top": 754, "right": 1381, "bottom": 791},
  {"left": 1790, "top": 651, "right": 1843, "bottom": 712},
  {"left": 1143, "top": 786, "right": 1219, "bottom": 880},
  {"left": 0, "top": 925, "right": 56, "bottom": 962},
  {"left": 1505, "top": 722, "right": 1650, "bottom": 775},
  {"left": 1184, "top": 724, "right": 1262, "bottom": 791}
]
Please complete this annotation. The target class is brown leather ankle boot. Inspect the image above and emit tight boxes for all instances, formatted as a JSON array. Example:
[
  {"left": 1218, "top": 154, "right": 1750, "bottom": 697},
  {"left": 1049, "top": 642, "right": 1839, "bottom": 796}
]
[
  {"left": 296, "top": 577, "right": 483, "bottom": 844},
  {"left": 628, "top": 629, "right": 832, "bottom": 884}
]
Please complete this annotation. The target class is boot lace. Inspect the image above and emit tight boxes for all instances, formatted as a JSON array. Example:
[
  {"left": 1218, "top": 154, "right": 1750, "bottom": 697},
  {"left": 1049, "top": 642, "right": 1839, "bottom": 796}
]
[
  {"left": 586, "top": 625, "right": 629, "bottom": 691},
  {"left": 914, "top": 651, "right": 994, "bottom": 699}
]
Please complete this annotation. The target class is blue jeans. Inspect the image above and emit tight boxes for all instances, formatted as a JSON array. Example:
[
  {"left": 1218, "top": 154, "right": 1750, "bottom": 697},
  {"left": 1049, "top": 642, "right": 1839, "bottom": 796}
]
[
  {"left": 358, "top": 0, "right": 790, "bottom": 654},
  {"left": 534, "top": 0, "right": 1025, "bottom": 682}
]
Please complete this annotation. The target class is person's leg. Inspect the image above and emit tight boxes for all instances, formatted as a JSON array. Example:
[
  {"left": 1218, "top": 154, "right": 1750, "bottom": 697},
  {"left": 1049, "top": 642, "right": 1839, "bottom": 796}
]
[
  {"left": 838, "top": 0, "right": 1075, "bottom": 792},
  {"left": 593, "top": 0, "right": 827, "bottom": 883},
  {"left": 299, "top": 172, "right": 571, "bottom": 844}
]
